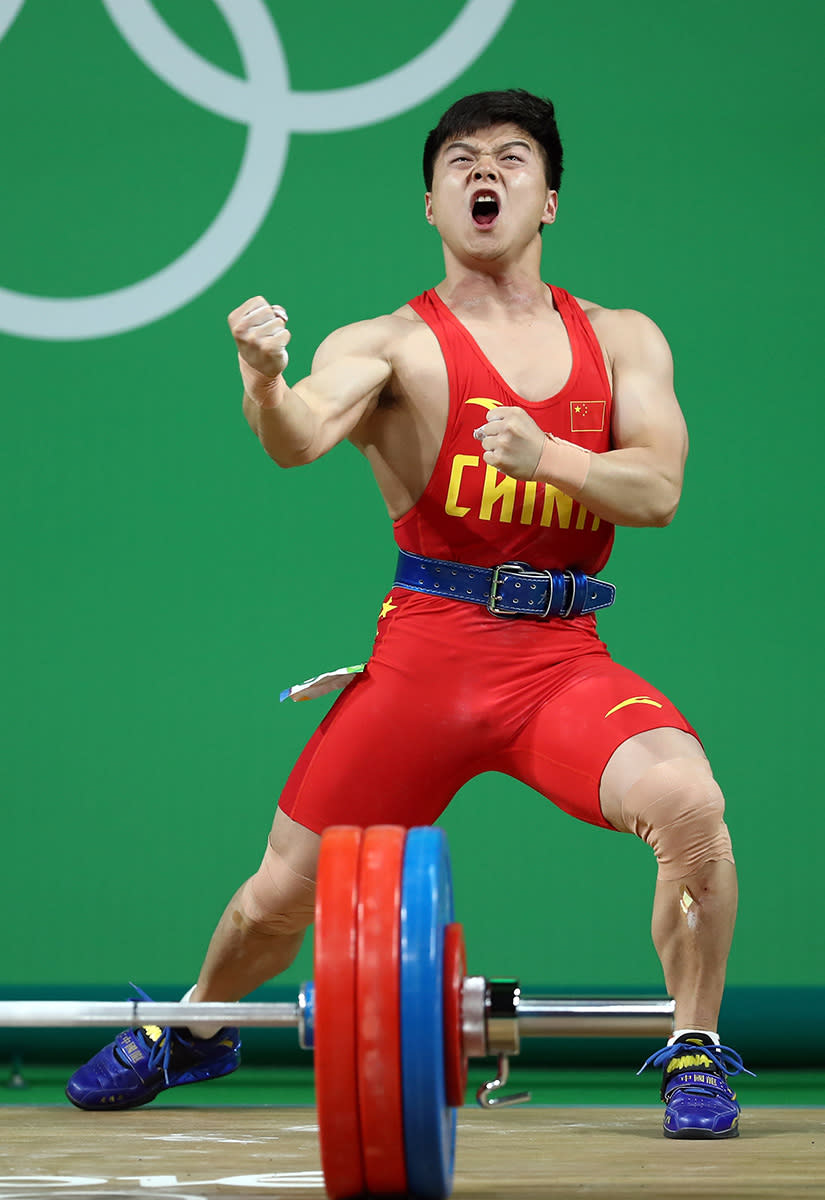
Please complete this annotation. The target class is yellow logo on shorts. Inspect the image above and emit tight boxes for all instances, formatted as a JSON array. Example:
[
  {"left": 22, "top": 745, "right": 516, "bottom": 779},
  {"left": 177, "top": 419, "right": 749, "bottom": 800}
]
[{"left": 604, "top": 696, "right": 663, "bottom": 718}]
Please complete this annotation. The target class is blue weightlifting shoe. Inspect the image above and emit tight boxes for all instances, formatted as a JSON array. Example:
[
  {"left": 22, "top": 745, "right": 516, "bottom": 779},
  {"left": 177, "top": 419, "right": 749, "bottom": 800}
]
[
  {"left": 65, "top": 986, "right": 241, "bottom": 1110},
  {"left": 638, "top": 1033, "right": 755, "bottom": 1139}
]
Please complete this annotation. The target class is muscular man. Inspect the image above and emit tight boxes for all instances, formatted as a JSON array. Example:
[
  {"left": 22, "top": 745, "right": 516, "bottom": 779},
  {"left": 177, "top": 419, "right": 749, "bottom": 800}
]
[{"left": 67, "top": 90, "right": 751, "bottom": 1137}]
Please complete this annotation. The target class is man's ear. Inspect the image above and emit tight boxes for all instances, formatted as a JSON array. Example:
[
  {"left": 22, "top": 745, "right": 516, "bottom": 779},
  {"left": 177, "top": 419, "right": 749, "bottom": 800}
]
[
  {"left": 425, "top": 192, "right": 435, "bottom": 226},
  {"left": 540, "top": 189, "right": 559, "bottom": 226}
]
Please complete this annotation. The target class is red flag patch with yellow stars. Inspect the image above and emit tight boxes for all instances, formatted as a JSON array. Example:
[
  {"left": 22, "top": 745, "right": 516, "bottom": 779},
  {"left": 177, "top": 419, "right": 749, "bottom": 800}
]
[{"left": 570, "top": 400, "right": 606, "bottom": 432}]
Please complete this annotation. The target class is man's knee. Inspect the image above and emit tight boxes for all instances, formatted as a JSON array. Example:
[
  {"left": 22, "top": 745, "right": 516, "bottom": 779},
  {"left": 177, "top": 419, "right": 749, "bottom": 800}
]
[
  {"left": 235, "top": 837, "right": 317, "bottom": 937},
  {"left": 620, "top": 757, "right": 734, "bottom": 882}
]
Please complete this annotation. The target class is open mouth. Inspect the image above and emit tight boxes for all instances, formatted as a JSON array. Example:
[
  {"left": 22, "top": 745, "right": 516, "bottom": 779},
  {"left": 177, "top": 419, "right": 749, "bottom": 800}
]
[{"left": 471, "top": 192, "right": 500, "bottom": 228}]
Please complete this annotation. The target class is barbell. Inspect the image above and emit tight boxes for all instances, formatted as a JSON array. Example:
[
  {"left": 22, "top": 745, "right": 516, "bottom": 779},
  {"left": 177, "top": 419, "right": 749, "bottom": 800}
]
[{"left": 0, "top": 825, "right": 675, "bottom": 1200}]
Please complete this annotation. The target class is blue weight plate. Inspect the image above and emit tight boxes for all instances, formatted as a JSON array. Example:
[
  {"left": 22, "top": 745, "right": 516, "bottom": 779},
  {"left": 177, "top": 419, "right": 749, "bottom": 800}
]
[{"left": 400, "top": 826, "right": 457, "bottom": 1200}]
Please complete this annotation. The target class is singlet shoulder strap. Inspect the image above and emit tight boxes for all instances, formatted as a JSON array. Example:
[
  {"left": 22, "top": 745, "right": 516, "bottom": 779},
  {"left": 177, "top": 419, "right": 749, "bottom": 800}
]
[
  {"left": 548, "top": 285, "right": 612, "bottom": 398},
  {"left": 406, "top": 289, "right": 434, "bottom": 320},
  {"left": 404, "top": 288, "right": 476, "bottom": 441}
]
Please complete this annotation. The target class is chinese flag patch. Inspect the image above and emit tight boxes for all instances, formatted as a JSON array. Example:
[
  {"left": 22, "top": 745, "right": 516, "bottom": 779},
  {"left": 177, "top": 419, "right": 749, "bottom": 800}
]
[{"left": 570, "top": 400, "right": 606, "bottom": 432}]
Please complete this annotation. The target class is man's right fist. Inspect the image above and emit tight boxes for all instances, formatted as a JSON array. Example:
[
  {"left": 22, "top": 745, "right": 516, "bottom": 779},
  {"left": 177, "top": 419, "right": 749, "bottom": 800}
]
[{"left": 228, "top": 296, "right": 291, "bottom": 386}]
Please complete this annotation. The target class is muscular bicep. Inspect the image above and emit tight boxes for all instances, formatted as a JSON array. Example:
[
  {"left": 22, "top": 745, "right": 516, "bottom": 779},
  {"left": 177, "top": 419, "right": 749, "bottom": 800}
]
[
  {"left": 288, "top": 321, "right": 393, "bottom": 458},
  {"left": 609, "top": 311, "right": 688, "bottom": 483}
]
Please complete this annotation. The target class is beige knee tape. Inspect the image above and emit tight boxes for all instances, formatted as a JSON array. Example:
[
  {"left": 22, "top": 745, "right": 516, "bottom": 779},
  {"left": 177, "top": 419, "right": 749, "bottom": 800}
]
[
  {"left": 620, "top": 757, "right": 734, "bottom": 882},
  {"left": 238, "top": 838, "right": 317, "bottom": 937}
]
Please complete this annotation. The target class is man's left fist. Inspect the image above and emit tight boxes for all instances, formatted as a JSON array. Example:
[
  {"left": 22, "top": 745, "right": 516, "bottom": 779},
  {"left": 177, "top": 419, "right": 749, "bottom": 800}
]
[{"left": 473, "top": 406, "right": 545, "bottom": 481}]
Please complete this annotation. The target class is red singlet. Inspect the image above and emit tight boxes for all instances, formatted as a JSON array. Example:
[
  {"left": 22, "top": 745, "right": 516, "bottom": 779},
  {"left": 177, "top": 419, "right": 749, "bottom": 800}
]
[{"left": 279, "top": 286, "right": 696, "bottom": 834}]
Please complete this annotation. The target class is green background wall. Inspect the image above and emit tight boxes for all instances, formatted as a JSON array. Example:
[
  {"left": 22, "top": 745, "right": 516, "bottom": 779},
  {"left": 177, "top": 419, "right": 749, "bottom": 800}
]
[{"left": 2, "top": 0, "right": 823, "bottom": 1035}]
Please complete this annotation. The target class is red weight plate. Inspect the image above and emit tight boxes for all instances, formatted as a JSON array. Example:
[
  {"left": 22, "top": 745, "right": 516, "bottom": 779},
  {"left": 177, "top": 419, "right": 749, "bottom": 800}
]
[
  {"left": 356, "top": 825, "right": 408, "bottom": 1196},
  {"left": 443, "top": 922, "right": 469, "bottom": 1107},
  {"left": 314, "top": 826, "right": 364, "bottom": 1200}
]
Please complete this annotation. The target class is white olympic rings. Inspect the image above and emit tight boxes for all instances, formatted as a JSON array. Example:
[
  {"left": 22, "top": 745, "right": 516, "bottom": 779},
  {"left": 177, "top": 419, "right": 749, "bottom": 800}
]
[{"left": 0, "top": 0, "right": 515, "bottom": 341}]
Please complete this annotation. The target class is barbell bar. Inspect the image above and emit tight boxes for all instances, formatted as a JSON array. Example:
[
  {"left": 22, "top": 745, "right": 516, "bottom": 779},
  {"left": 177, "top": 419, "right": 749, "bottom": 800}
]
[{"left": 0, "top": 995, "right": 675, "bottom": 1037}]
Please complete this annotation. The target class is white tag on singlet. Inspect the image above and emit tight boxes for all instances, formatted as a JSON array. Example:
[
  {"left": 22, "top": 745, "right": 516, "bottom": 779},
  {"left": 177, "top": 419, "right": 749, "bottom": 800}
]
[{"left": 279, "top": 663, "right": 366, "bottom": 703}]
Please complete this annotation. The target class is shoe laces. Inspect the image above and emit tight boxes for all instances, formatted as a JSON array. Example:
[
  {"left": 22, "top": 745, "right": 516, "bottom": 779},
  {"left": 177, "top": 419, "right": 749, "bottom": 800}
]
[
  {"left": 636, "top": 1040, "right": 756, "bottom": 1079},
  {"left": 129, "top": 982, "right": 192, "bottom": 1087}
]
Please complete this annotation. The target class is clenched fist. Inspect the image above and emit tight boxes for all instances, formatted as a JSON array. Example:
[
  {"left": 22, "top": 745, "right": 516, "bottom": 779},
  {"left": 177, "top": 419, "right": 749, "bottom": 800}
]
[
  {"left": 473, "top": 406, "right": 545, "bottom": 481},
  {"left": 227, "top": 296, "right": 291, "bottom": 404}
]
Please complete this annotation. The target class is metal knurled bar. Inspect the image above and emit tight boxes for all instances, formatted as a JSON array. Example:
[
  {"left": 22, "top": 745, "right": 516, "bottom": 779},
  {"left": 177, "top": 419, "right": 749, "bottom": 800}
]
[{"left": 0, "top": 996, "right": 674, "bottom": 1038}]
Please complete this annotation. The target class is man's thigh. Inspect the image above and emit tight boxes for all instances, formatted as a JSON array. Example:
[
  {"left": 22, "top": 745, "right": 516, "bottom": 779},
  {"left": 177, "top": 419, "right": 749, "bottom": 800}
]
[
  {"left": 496, "top": 658, "right": 699, "bottom": 829},
  {"left": 277, "top": 662, "right": 477, "bottom": 834}
]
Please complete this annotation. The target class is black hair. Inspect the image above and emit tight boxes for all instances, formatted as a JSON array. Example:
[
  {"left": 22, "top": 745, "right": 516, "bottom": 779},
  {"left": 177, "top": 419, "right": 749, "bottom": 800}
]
[{"left": 422, "top": 89, "right": 563, "bottom": 191}]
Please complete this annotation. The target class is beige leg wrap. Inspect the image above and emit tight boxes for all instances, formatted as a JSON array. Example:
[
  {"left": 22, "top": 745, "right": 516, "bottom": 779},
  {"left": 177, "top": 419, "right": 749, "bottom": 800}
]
[
  {"left": 620, "top": 757, "right": 734, "bottom": 882},
  {"left": 237, "top": 836, "right": 317, "bottom": 937}
]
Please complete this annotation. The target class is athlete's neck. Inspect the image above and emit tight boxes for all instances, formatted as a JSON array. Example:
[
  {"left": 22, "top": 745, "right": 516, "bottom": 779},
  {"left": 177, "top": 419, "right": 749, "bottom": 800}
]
[
  {"left": 436, "top": 266, "right": 552, "bottom": 321},
  {"left": 437, "top": 238, "right": 551, "bottom": 318}
]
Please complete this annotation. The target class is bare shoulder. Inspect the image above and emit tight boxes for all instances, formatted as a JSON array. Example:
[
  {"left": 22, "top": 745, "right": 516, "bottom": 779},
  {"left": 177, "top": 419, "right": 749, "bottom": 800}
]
[
  {"left": 311, "top": 304, "right": 424, "bottom": 370},
  {"left": 572, "top": 296, "right": 673, "bottom": 367}
]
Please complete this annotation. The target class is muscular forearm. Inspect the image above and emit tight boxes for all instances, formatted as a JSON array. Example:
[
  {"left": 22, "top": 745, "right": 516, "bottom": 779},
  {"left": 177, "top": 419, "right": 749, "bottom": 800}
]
[
  {"left": 229, "top": 297, "right": 320, "bottom": 467},
  {"left": 230, "top": 297, "right": 393, "bottom": 470},
  {"left": 476, "top": 397, "right": 687, "bottom": 531},
  {"left": 543, "top": 442, "right": 682, "bottom": 528},
  {"left": 243, "top": 373, "right": 319, "bottom": 468}
]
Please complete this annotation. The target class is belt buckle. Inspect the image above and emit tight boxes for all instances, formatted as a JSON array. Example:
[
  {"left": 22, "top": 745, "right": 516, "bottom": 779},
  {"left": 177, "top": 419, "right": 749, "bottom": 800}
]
[{"left": 487, "top": 561, "right": 553, "bottom": 618}]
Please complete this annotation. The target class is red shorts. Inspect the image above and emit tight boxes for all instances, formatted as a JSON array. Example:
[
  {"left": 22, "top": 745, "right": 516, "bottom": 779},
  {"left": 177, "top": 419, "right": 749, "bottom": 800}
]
[{"left": 279, "top": 588, "right": 698, "bottom": 834}]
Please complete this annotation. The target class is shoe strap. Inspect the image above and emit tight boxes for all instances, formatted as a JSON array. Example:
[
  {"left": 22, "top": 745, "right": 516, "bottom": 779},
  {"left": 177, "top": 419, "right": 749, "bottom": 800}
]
[
  {"left": 114, "top": 1027, "right": 153, "bottom": 1064},
  {"left": 664, "top": 1068, "right": 736, "bottom": 1103}
]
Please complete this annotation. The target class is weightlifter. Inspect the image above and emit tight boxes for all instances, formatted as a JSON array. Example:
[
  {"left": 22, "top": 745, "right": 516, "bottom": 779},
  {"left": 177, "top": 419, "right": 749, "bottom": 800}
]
[{"left": 67, "top": 89, "right": 751, "bottom": 1137}]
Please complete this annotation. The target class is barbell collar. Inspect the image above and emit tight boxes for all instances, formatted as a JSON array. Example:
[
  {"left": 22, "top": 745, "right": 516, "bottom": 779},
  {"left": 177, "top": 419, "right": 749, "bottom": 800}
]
[
  {"left": 484, "top": 978, "right": 521, "bottom": 1055},
  {"left": 460, "top": 976, "right": 487, "bottom": 1058}
]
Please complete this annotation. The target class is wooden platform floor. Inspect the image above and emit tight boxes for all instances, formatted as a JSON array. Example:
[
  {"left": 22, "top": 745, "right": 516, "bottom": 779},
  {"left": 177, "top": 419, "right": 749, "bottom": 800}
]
[{"left": 0, "top": 1106, "right": 822, "bottom": 1199}]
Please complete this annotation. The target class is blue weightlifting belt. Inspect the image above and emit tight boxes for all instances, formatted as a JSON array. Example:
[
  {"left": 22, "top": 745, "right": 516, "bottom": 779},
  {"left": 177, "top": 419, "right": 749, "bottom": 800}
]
[{"left": 393, "top": 549, "right": 616, "bottom": 619}]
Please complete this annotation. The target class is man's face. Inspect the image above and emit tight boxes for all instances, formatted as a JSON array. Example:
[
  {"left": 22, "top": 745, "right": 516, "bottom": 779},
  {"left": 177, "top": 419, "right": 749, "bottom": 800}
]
[{"left": 425, "top": 123, "right": 557, "bottom": 260}]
